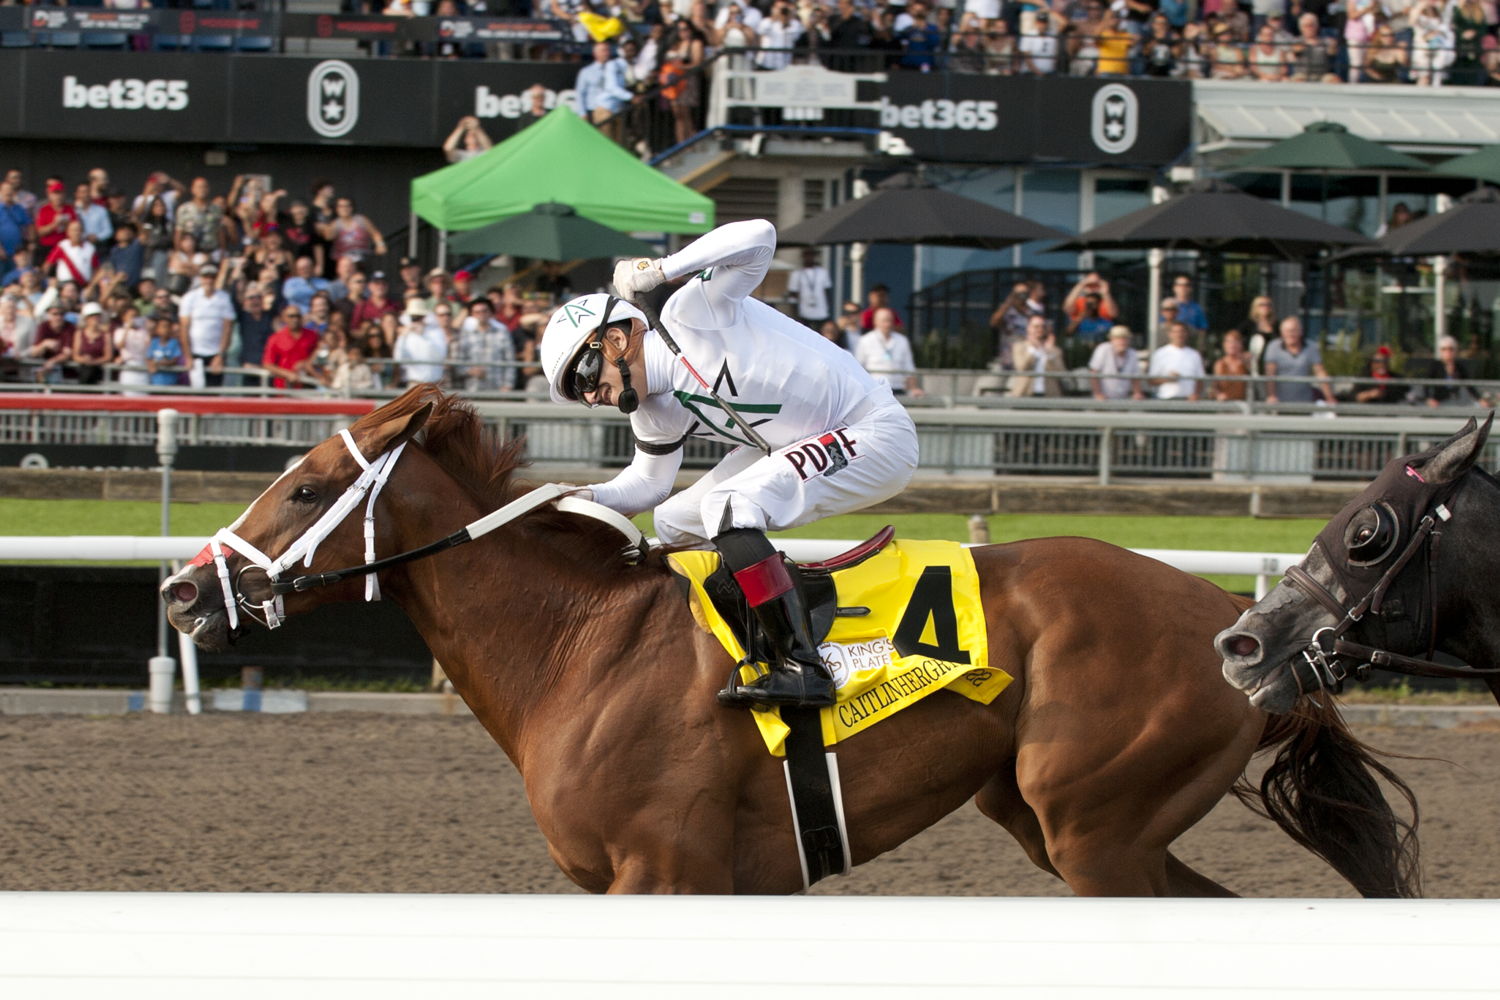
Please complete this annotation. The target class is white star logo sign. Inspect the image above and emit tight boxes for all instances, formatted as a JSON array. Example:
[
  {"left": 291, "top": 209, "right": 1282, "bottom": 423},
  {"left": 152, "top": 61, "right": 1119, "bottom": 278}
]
[
  {"left": 1090, "top": 83, "right": 1138, "bottom": 156},
  {"left": 307, "top": 60, "right": 359, "bottom": 139}
]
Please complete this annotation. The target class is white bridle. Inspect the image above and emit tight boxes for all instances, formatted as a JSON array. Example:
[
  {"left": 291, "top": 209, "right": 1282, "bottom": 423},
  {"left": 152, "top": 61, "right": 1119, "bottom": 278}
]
[
  {"left": 192, "top": 429, "right": 405, "bottom": 631},
  {"left": 182, "top": 427, "right": 649, "bottom": 634}
]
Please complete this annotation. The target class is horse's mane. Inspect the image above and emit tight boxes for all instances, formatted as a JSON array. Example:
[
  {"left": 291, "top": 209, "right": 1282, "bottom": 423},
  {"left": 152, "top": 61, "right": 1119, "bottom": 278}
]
[
  {"left": 354, "top": 385, "right": 528, "bottom": 510},
  {"left": 353, "top": 386, "right": 655, "bottom": 573}
]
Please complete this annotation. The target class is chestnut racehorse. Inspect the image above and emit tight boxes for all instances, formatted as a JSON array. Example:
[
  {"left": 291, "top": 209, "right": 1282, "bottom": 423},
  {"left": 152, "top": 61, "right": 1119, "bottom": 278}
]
[{"left": 164, "top": 387, "right": 1419, "bottom": 896}]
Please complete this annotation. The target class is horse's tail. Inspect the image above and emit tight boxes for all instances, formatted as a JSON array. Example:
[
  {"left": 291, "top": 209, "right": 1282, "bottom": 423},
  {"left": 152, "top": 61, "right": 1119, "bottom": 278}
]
[{"left": 1234, "top": 699, "right": 1421, "bottom": 898}]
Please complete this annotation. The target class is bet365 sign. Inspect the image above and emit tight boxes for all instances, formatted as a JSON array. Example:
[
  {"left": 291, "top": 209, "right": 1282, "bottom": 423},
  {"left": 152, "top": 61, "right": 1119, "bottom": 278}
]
[{"left": 877, "top": 76, "right": 1188, "bottom": 166}]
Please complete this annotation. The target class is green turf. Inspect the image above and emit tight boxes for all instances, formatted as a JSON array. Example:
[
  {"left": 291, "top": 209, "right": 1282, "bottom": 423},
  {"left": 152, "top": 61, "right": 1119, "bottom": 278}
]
[
  {"left": 770, "top": 512, "right": 1321, "bottom": 554},
  {"left": 2, "top": 498, "right": 1320, "bottom": 591},
  {"left": 767, "top": 512, "right": 1320, "bottom": 592},
  {"left": 0, "top": 498, "right": 249, "bottom": 539}
]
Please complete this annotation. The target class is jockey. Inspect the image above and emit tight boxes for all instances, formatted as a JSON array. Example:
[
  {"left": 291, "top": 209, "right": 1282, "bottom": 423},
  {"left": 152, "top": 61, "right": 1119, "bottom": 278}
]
[{"left": 539, "top": 219, "right": 918, "bottom": 710}]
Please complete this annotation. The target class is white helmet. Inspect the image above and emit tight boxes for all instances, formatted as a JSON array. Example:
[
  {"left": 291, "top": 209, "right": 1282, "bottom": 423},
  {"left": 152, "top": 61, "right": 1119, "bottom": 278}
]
[{"left": 540, "top": 293, "right": 647, "bottom": 404}]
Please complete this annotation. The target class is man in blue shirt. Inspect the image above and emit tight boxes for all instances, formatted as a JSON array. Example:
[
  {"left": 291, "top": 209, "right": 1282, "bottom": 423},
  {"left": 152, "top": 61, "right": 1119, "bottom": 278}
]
[
  {"left": 281, "top": 255, "right": 330, "bottom": 311},
  {"left": 107, "top": 223, "right": 145, "bottom": 289},
  {"left": 73, "top": 182, "right": 113, "bottom": 248},
  {"left": 576, "top": 42, "right": 635, "bottom": 144},
  {"left": 898, "top": 2, "right": 944, "bottom": 69},
  {"left": 1170, "top": 273, "right": 1208, "bottom": 336},
  {"left": 0, "top": 182, "right": 32, "bottom": 264}
]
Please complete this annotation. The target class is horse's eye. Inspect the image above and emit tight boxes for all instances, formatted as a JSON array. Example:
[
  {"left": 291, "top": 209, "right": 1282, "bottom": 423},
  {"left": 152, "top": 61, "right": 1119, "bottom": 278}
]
[
  {"left": 1345, "top": 503, "right": 1398, "bottom": 565},
  {"left": 291, "top": 485, "right": 320, "bottom": 505}
]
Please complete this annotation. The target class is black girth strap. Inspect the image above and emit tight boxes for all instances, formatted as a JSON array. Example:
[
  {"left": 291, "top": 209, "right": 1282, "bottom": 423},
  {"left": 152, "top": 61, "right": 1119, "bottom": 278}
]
[{"left": 781, "top": 706, "right": 850, "bottom": 889}]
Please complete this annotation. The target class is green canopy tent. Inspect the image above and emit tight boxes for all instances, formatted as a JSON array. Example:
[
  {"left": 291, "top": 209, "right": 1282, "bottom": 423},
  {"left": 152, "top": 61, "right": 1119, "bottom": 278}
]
[{"left": 410, "top": 107, "right": 714, "bottom": 244}]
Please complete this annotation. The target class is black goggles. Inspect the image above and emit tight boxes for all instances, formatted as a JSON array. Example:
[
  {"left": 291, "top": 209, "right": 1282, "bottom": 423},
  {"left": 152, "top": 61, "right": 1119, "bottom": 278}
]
[
  {"left": 563, "top": 296, "right": 622, "bottom": 403},
  {"left": 568, "top": 346, "right": 605, "bottom": 401}
]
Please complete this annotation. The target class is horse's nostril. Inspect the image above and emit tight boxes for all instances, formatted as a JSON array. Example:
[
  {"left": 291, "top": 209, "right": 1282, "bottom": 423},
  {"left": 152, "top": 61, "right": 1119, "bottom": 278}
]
[
  {"left": 170, "top": 581, "right": 199, "bottom": 605},
  {"left": 1227, "top": 634, "right": 1260, "bottom": 658}
]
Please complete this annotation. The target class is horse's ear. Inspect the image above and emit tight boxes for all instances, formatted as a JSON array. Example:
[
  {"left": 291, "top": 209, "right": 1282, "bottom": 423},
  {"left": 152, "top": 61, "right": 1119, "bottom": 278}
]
[
  {"left": 352, "top": 401, "right": 433, "bottom": 462},
  {"left": 1421, "top": 413, "right": 1493, "bottom": 484}
]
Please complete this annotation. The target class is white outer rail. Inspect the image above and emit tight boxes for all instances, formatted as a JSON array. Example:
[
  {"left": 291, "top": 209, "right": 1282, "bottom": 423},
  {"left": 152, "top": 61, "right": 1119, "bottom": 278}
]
[
  {"left": 0, "top": 537, "right": 1306, "bottom": 598},
  {"left": 0, "top": 893, "right": 1495, "bottom": 997}
]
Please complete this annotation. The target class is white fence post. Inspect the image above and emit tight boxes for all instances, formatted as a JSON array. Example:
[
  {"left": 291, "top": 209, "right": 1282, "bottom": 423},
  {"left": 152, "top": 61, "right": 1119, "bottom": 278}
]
[{"left": 152, "top": 409, "right": 178, "bottom": 714}]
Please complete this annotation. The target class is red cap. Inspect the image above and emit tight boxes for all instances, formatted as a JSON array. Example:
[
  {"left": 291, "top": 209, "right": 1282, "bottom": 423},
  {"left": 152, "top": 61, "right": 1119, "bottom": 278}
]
[
  {"left": 45, "top": 180, "right": 64, "bottom": 193},
  {"left": 1374, "top": 345, "right": 1392, "bottom": 358},
  {"left": 454, "top": 269, "right": 472, "bottom": 282}
]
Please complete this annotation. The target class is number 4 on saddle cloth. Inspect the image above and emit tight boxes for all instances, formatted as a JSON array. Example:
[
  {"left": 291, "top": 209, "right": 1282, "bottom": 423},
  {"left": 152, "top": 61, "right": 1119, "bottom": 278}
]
[{"left": 667, "top": 532, "right": 1010, "bottom": 756}]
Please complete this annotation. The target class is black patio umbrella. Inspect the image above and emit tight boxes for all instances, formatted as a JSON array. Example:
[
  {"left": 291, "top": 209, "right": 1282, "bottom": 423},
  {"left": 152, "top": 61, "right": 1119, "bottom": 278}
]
[
  {"left": 777, "top": 173, "right": 1066, "bottom": 250},
  {"left": 446, "top": 201, "right": 658, "bottom": 262},
  {"left": 1051, "top": 179, "right": 1373, "bottom": 258},
  {"left": 1375, "top": 187, "right": 1500, "bottom": 256}
]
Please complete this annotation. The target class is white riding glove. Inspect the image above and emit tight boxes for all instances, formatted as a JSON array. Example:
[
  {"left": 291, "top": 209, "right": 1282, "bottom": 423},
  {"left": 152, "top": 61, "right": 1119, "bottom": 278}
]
[
  {"left": 613, "top": 257, "right": 666, "bottom": 303},
  {"left": 549, "top": 483, "right": 595, "bottom": 502}
]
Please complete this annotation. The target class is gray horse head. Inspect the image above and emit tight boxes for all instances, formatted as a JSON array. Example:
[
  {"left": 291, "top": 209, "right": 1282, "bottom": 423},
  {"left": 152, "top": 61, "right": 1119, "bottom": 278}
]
[{"left": 1216, "top": 415, "right": 1494, "bottom": 714}]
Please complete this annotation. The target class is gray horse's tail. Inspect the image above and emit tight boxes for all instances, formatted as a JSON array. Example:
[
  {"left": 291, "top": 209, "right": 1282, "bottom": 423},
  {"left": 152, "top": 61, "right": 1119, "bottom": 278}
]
[{"left": 1235, "top": 700, "right": 1421, "bottom": 898}]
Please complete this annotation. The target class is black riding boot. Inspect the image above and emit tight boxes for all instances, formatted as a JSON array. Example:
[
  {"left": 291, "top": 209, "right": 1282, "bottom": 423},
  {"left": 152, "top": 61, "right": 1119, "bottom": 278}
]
[{"left": 713, "top": 527, "right": 836, "bottom": 710}]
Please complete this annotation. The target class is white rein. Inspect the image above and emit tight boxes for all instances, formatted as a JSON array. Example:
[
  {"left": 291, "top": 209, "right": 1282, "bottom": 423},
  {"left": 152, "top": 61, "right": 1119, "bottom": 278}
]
[{"left": 188, "top": 428, "right": 648, "bottom": 632}]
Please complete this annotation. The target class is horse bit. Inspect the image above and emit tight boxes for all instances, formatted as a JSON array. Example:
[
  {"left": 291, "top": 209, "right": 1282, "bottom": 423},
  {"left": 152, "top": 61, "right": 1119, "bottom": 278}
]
[
  {"left": 188, "top": 428, "right": 648, "bottom": 636},
  {"left": 1281, "top": 465, "right": 1500, "bottom": 696}
]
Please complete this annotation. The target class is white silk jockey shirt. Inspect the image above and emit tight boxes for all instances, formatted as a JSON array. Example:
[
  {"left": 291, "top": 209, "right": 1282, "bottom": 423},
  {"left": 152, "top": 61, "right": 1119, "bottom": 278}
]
[{"left": 587, "top": 219, "right": 904, "bottom": 517}]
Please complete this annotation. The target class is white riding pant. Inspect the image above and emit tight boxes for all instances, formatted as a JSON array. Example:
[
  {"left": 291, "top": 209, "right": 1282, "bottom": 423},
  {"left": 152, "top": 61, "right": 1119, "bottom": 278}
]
[{"left": 653, "top": 397, "right": 918, "bottom": 547}]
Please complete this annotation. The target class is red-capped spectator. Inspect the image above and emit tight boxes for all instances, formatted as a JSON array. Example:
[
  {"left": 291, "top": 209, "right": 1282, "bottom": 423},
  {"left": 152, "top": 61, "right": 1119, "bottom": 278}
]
[
  {"left": 34, "top": 179, "right": 78, "bottom": 255},
  {"left": 451, "top": 268, "right": 474, "bottom": 303}
]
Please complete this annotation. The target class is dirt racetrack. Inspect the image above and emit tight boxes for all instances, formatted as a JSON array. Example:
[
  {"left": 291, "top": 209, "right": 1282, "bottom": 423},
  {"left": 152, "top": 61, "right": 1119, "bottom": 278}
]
[{"left": 3, "top": 713, "right": 1498, "bottom": 897}]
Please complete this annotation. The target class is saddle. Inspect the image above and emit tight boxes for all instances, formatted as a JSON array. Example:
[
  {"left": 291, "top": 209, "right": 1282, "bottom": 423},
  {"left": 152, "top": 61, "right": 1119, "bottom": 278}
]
[{"left": 696, "top": 526, "right": 896, "bottom": 668}]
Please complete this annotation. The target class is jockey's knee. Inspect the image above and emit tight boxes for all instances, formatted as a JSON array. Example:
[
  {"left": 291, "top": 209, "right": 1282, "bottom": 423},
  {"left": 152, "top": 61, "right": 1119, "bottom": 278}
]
[
  {"left": 654, "top": 495, "right": 709, "bottom": 548},
  {"left": 702, "top": 490, "right": 771, "bottom": 538}
]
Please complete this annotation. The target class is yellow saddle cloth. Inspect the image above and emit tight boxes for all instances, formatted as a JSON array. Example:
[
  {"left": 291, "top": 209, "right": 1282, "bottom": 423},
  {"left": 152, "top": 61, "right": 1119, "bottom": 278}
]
[{"left": 668, "top": 539, "right": 1011, "bottom": 756}]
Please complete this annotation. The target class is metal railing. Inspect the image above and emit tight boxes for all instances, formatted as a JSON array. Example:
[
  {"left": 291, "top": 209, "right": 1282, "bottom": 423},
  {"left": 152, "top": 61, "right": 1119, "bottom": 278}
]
[
  {"left": 2, "top": 390, "right": 1492, "bottom": 483},
  {"left": 3, "top": 9, "right": 1486, "bottom": 89}
]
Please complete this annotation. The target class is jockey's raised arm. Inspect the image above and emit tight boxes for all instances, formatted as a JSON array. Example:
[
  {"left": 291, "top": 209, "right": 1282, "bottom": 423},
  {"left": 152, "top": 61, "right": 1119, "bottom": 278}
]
[{"left": 657, "top": 218, "right": 775, "bottom": 322}]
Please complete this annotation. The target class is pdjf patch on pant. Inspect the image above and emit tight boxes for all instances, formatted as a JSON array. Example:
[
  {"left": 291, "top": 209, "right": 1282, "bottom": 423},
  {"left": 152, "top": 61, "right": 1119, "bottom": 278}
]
[
  {"left": 782, "top": 426, "right": 860, "bottom": 482},
  {"left": 668, "top": 539, "right": 1010, "bottom": 756}
]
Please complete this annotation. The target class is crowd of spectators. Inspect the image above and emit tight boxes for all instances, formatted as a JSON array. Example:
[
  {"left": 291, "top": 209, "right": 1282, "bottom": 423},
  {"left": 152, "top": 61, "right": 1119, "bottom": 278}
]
[
  {"left": 0, "top": 166, "right": 560, "bottom": 393},
  {"left": 338, "top": 0, "right": 1500, "bottom": 88},
  {"left": 791, "top": 263, "right": 1490, "bottom": 407},
  {"left": 1057, "top": 275, "right": 1497, "bottom": 406},
  {"left": 540, "top": 0, "right": 1500, "bottom": 158},
  {"left": 0, "top": 162, "right": 1489, "bottom": 407}
]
